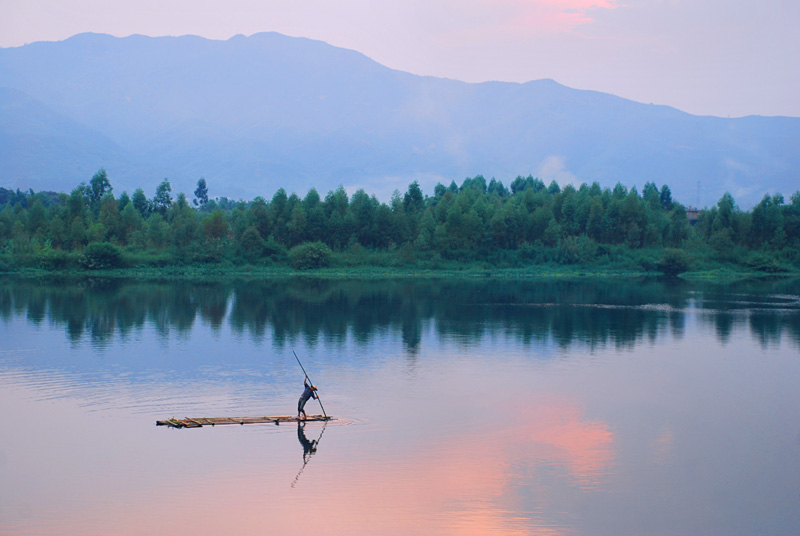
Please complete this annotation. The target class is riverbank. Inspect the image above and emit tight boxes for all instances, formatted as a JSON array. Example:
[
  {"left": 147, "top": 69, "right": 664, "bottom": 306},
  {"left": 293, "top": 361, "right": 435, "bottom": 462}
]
[{"left": 1, "top": 262, "right": 796, "bottom": 282}]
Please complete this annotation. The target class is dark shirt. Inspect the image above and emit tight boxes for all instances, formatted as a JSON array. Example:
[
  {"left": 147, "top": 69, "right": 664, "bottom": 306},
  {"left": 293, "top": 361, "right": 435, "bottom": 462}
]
[{"left": 300, "top": 380, "right": 317, "bottom": 402}]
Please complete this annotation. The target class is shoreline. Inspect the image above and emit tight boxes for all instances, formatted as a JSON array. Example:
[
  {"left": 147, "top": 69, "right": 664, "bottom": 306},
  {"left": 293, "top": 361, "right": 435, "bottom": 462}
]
[{"left": 2, "top": 264, "right": 796, "bottom": 282}]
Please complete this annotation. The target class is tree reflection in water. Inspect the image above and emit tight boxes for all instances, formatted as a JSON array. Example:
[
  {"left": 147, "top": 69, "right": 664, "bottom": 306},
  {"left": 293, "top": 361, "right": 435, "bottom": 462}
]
[{"left": 0, "top": 275, "right": 798, "bottom": 352}]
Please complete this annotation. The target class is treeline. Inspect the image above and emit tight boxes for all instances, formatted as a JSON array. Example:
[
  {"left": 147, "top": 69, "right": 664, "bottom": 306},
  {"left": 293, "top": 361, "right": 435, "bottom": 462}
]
[{"left": 1, "top": 170, "right": 799, "bottom": 273}]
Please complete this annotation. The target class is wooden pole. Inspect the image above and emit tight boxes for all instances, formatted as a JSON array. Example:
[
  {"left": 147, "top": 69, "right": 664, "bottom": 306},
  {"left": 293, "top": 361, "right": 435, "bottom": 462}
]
[{"left": 293, "top": 350, "right": 327, "bottom": 418}]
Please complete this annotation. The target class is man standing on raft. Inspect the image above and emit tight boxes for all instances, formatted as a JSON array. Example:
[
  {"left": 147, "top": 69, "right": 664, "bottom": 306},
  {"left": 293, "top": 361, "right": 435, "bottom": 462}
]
[{"left": 297, "top": 376, "right": 318, "bottom": 420}]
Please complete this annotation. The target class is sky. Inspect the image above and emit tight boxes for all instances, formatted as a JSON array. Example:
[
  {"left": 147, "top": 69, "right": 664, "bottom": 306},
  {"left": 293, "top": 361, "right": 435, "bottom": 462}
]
[{"left": 1, "top": 0, "right": 798, "bottom": 118}]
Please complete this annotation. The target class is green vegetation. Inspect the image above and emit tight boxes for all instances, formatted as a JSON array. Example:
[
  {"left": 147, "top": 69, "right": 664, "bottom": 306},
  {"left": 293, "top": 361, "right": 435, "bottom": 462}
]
[{"left": 1, "top": 171, "right": 799, "bottom": 277}]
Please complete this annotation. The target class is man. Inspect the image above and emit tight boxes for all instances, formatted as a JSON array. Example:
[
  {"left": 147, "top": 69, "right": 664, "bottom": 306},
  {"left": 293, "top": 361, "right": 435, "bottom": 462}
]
[{"left": 297, "top": 376, "right": 318, "bottom": 420}]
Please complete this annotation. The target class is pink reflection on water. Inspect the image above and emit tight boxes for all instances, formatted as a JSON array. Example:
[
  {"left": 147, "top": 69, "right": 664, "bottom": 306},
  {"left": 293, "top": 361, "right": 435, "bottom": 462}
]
[
  {"left": 7, "top": 395, "right": 614, "bottom": 535},
  {"left": 512, "top": 402, "right": 616, "bottom": 489},
  {"left": 287, "top": 396, "right": 616, "bottom": 535}
]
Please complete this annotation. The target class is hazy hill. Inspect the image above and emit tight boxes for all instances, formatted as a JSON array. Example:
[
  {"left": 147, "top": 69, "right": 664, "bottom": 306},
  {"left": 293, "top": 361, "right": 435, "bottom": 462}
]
[{"left": 1, "top": 32, "right": 798, "bottom": 207}]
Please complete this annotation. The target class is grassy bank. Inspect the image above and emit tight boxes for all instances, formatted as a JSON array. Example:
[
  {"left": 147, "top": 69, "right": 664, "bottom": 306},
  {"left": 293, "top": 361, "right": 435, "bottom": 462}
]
[
  {"left": 2, "top": 237, "right": 798, "bottom": 281},
  {"left": 2, "top": 259, "right": 796, "bottom": 282}
]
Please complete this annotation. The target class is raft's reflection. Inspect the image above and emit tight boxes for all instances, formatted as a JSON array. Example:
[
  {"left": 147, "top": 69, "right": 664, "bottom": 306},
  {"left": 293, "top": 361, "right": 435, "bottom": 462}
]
[{"left": 292, "top": 421, "right": 327, "bottom": 488}]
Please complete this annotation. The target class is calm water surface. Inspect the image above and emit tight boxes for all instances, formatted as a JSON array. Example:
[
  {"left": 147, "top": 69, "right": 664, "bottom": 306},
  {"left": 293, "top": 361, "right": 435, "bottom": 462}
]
[{"left": 1, "top": 276, "right": 799, "bottom": 535}]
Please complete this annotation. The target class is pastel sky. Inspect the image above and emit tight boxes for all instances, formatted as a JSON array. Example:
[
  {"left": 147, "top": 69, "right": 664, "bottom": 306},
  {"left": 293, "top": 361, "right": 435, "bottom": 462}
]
[{"left": 1, "top": 0, "right": 798, "bottom": 117}]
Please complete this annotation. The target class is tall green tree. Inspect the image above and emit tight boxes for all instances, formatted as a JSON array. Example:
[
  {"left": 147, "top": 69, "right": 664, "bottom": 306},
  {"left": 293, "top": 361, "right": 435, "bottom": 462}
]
[
  {"left": 153, "top": 179, "right": 173, "bottom": 215},
  {"left": 194, "top": 178, "right": 209, "bottom": 206},
  {"left": 132, "top": 188, "right": 149, "bottom": 217},
  {"left": 89, "top": 168, "right": 112, "bottom": 205}
]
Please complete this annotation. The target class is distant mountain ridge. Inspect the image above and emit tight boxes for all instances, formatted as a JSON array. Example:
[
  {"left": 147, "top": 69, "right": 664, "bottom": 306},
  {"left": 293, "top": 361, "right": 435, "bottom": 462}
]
[{"left": 1, "top": 32, "right": 798, "bottom": 207}]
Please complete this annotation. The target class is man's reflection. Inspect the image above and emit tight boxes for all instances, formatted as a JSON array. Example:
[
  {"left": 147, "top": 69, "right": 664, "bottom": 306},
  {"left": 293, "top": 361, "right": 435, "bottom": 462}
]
[{"left": 297, "top": 421, "right": 318, "bottom": 463}]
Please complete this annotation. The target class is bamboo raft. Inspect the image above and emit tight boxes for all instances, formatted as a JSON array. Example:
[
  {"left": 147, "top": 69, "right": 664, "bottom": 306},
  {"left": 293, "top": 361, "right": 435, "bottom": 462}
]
[{"left": 156, "top": 415, "right": 332, "bottom": 429}]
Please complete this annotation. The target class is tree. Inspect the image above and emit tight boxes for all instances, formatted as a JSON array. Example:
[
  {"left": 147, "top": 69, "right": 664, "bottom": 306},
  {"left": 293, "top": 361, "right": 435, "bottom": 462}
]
[
  {"left": 659, "top": 185, "right": 674, "bottom": 211},
  {"left": 640, "top": 181, "right": 658, "bottom": 205},
  {"left": 117, "top": 191, "right": 131, "bottom": 212},
  {"left": 415, "top": 209, "right": 437, "bottom": 250},
  {"left": 132, "top": 188, "right": 149, "bottom": 217},
  {"left": 202, "top": 210, "right": 228, "bottom": 240},
  {"left": 69, "top": 217, "right": 87, "bottom": 249},
  {"left": 67, "top": 187, "right": 87, "bottom": 222},
  {"left": 303, "top": 188, "right": 321, "bottom": 210},
  {"left": 666, "top": 206, "right": 690, "bottom": 246},
  {"left": 249, "top": 197, "right": 272, "bottom": 239},
  {"left": 120, "top": 203, "right": 144, "bottom": 243},
  {"left": 26, "top": 199, "right": 47, "bottom": 235},
  {"left": 153, "top": 179, "right": 173, "bottom": 214},
  {"left": 239, "top": 226, "right": 266, "bottom": 262},
  {"left": 287, "top": 205, "right": 308, "bottom": 245},
  {"left": 89, "top": 168, "right": 112, "bottom": 205},
  {"left": 98, "top": 194, "right": 123, "bottom": 241},
  {"left": 461, "top": 175, "right": 487, "bottom": 193},
  {"left": 306, "top": 206, "right": 326, "bottom": 244},
  {"left": 350, "top": 189, "right": 377, "bottom": 247},
  {"left": 403, "top": 181, "right": 425, "bottom": 213},
  {"left": 146, "top": 214, "right": 169, "bottom": 248},
  {"left": 169, "top": 193, "right": 198, "bottom": 248},
  {"left": 750, "top": 193, "right": 784, "bottom": 247},
  {"left": 194, "top": 178, "right": 209, "bottom": 206},
  {"left": 783, "top": 191, "right": 800, "bottom": 246},
  {"left": 487, "top": 178, "right": 508, "bottom": 197},
  {"left": 586, "top": 200, "right": 605, "bottom": 241},
  {"left": 714, "top": 192, "right": 736, "bottom": 232}
]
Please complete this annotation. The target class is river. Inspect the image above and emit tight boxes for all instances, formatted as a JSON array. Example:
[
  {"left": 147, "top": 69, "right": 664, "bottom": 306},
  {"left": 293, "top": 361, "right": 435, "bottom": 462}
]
[{"left": 1, "top": 276, "right": 799, "bottom": 535}]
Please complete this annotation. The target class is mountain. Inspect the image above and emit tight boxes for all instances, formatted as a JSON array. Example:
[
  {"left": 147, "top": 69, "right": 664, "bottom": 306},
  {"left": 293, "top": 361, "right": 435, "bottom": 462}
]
[
  {"left": 0, "top": 87, "right": 138, "bottom": 191},
  {"left": 1, "top": 32, "right": 798, "bottom": 207}
]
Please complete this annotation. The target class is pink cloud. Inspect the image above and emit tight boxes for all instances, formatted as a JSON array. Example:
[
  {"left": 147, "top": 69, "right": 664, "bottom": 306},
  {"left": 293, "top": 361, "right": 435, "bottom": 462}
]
[{"left": 472, "top": 0, "right": 621, "bottom": 35}]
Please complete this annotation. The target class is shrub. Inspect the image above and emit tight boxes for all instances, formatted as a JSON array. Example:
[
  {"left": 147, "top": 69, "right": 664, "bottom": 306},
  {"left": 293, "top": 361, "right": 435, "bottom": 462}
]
[
  {"left": 238, "top": 226, "right": 265, "bottom": 263},
  {"left": 745, "top": 253, "right": 790, "bottom": 273},
  {"left": 80, "top": 242, "right": 124, "bottom": 270},
  {"left": 37, "top": 249, "right": 78, "bottom": 270},
  {"left": 263, "top": 235, "right": 287, "bottom": 261},
  {"left": 185, "top": 238, "right": 226, "bottom": 264},
  {"left": 288, "top": 241, "right": 333, "bottom": 270},
  {"left": 657, "top": 248, "right": 690, "bottom": 276},
  {"left": 556, "top": 235, "right": 597, "bottom": 265}
]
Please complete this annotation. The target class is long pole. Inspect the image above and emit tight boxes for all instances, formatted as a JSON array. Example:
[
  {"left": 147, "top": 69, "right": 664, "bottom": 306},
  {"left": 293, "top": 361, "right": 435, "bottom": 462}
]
[{"left": 293, "top": 350, "right": 327, "bottom": 418}]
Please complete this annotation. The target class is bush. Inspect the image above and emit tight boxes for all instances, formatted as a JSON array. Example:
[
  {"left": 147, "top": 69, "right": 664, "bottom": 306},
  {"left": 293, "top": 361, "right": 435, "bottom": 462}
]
[
  {"left": 263, "top": 235, "right": 287, "bottom": 261},
  {"left": 657, "top": 248, "right": 690, "bottom": 276},
  {"left": 288, "top": 241, "right": 333, "bottom": 270},
  {"left": 80, "top": 242, "right": 124, "bottom": 270},
  {"left": 0, "top": 255, "right": 14, "bottom": 272},
  {"left": 238, "top": 226, "right": 265, "bottom": 263},
  {"left": 556, "top": 235, "right": 597, "bottom": 265},
  {"left": 745, "top": 252, "right": 790, "bottom": 273},
  {"left": 37, "top": 249, "right": 78, "bottom": 270},
  {"left": 185, "top": 238, "right": 227, "bottom": 264}
]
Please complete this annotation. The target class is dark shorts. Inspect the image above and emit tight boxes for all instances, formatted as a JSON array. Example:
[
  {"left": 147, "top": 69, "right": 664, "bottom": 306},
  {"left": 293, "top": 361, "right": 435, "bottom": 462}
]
[{"left": 298, "top": 396, "right": 308, "bottom": 413}]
